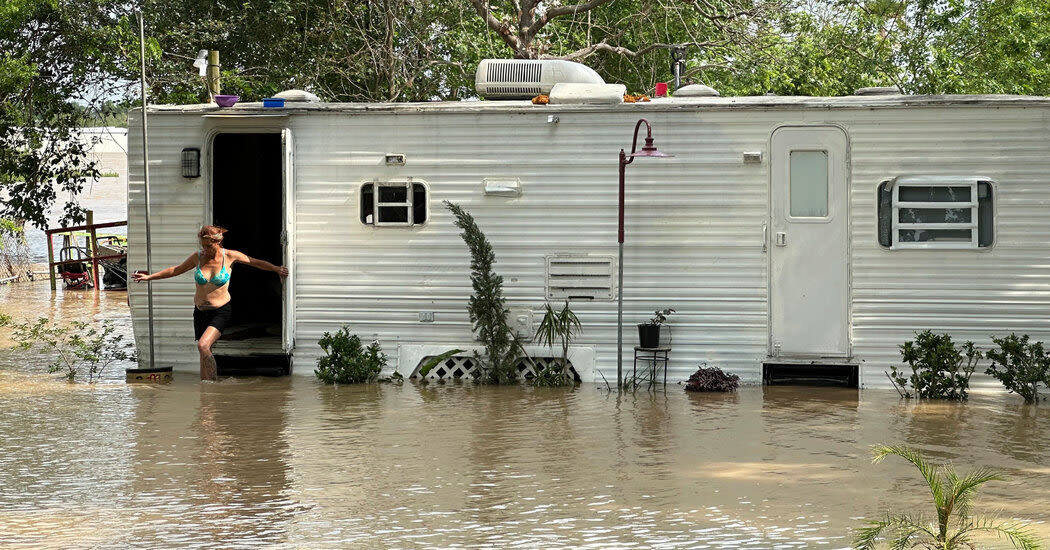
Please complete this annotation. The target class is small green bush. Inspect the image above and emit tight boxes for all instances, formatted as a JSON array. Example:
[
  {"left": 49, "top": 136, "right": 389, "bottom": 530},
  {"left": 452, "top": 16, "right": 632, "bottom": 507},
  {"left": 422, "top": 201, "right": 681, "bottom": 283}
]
[
  {"left": 314, "top": 326, "right": 386, "bottom": 384},
  {"left": 1, "top": 316, "right": 135, "bottom": 382},
  {"left": 985, "top": 333, "right": 1050, "bottom": 403},
  {"left": 887, "top": 330, "right": 981, "bottom": 400}
]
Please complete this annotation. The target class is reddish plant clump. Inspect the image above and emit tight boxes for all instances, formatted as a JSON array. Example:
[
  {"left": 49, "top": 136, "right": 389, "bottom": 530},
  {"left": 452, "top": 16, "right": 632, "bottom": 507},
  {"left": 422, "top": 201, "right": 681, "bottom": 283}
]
[{"left": 684, "top": 365, "right": 739, "bottom": 392}]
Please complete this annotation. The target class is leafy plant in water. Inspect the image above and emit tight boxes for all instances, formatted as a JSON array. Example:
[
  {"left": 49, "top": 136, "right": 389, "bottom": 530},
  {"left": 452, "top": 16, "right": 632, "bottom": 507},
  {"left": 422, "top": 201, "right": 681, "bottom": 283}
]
[
  {"left": 684, "top": 363, "right": 739, "bottom": 392},
  {"left": 2, "top": 316, "right": 135, "bottom": 382},
  {"left": 984, "top": 333, "right": 1050, "bottom": 404},
  {"left": 444, "top": 201, "right": 519, "bottom": 384},
  {"left": 532, "top": 300, "right": 582, "bottom": 387},
  {"left": 853, "top": 444, "right": 1042, "bottom": 550},
  {"left": 887, "top": 330, "right": 981, "bottom": 400},
  {"left": 314, "top": 326, "right": 387, "bottom": 384}
]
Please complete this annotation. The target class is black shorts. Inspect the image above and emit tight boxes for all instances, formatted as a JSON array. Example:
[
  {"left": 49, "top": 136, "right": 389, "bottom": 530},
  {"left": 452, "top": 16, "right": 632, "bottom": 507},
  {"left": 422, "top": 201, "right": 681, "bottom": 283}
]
[{"left": 193, "top": 302, "right": 233, "bottom": 340}]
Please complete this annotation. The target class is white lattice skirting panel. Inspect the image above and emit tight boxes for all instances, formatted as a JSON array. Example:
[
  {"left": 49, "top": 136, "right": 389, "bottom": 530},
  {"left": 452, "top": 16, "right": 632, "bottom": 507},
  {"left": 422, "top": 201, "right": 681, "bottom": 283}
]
[{"left": 412, "top": 355, "right": 579, "bottom": 381}]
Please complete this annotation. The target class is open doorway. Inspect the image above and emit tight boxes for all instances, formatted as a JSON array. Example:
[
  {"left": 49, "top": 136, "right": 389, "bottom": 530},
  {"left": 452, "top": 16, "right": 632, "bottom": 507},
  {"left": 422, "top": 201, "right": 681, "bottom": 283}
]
[{"left": 211, "top": 132, "right": 288, "bottom": 375}]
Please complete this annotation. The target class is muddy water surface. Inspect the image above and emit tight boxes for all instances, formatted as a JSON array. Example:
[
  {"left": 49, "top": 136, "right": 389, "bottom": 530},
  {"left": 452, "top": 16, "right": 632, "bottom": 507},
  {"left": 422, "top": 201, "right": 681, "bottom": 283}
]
[{"left": 1, "top": 281, "right": 1048, "bottom": 549}]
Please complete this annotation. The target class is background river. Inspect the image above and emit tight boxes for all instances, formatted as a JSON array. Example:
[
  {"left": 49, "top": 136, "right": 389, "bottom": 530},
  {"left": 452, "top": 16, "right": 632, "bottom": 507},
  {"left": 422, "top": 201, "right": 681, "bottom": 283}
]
[{"left": 1, "top": 281, "right": 1048, "bottom": 549}]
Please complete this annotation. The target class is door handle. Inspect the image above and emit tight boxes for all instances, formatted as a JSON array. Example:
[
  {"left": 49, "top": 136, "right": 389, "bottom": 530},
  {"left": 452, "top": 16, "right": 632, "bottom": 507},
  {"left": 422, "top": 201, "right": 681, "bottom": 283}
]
[
  {"left": 775, "top": 232, "right": 787, "bottom": 247},
  {"left": 762, "top": 224, "right": 768, "bottom": 252}
]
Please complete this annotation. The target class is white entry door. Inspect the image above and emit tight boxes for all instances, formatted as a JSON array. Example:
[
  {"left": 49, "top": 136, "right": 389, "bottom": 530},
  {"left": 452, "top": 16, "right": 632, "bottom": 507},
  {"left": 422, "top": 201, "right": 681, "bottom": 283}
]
[{"left": 769, "top": 126, "right": 849, "bottom": 358}]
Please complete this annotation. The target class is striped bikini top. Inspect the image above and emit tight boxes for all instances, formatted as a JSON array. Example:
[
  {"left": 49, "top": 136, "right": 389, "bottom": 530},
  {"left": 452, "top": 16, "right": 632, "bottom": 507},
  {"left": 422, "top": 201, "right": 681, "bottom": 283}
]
[{"left": 194, "top": 249, "right": 230, "bottom": 286}]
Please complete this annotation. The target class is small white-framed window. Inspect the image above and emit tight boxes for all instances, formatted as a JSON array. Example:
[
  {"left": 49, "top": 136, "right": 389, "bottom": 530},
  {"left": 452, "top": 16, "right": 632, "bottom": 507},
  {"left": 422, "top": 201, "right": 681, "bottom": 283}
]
[
  {"left": 877, "top": 176, "right": 994, "bottom": 249},
  {"left": 360, "top": 179, "right": 428, "bottom": 226},
  {"left": 789, "top": 150, "right": 829, "bottom": 218}
]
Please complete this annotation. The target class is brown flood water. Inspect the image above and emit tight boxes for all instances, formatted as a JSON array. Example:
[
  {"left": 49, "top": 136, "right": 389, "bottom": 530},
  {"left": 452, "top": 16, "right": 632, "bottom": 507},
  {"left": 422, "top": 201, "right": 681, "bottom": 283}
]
[{"left": 1, "top": 280, "right": 1049, "bottom": 549}]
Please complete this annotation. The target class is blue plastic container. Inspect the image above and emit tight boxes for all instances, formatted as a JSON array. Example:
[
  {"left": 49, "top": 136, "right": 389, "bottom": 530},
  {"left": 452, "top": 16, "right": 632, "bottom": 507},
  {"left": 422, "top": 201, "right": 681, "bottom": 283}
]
[{"left": 262, "top": 97, "right": 285, "bottom": 108}]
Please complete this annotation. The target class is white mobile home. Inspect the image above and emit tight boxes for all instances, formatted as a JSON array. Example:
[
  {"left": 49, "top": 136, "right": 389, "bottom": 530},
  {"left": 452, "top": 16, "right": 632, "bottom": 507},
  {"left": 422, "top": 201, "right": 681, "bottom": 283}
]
[{"left": 127, "top": 63, "right": 1050, "bottom": 388}]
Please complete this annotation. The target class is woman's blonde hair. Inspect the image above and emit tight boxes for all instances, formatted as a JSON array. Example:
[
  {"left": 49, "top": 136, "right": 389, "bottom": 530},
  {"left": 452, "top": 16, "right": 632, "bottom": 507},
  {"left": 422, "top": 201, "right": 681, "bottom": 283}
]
[{"left": 198, "top": 225, "right": 228, "bottom": 242}]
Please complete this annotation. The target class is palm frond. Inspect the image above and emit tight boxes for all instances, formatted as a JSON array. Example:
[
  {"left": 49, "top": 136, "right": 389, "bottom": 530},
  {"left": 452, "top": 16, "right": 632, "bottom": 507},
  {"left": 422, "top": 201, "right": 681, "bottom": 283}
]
[
  {"left": 872, "top": 444, "right": 945, "bottom": 508},
  {"left": 853, "top": 519, "right": 890, "bottom": 550},
  {"left": 958, "top": 518, "right": 1044, "bottom": 550},
  {"left": 948, "top": 466, "right": 1003, "bottom": 520},
  {"left": 853, "top": 514, "right": 936, "bottom": 550}
]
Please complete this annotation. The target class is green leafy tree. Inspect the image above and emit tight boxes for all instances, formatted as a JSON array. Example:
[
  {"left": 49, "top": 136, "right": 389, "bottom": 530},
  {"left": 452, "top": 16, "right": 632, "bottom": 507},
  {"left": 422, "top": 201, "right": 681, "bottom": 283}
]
[
  {"left": 465, "top": 0, "right": 792, "bottom": 94},
  {"left": 136, "top": 0, "right": 485, "bottom": 103},
  {"left": 985, "top": 333, "right": 1050, "bottom": 403},
  {"left": 853, "top": 444, "right": 1042, "bottom": 550},
  {"left": 1, "top": 0, "right": 136, "bottom": 229},
  {"left": 444, "top": 200, "right": 519, "bottom": 384},
  {"left": 886, "top": 0, "right": 1050, "bottom": 94}
]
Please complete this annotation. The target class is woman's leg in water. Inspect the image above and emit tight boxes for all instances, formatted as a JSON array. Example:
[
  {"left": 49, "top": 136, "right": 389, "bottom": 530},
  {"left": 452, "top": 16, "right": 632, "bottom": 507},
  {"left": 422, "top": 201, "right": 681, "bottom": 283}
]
[{"left": 197, "top": 326, "right": 221, "bottom": 381}]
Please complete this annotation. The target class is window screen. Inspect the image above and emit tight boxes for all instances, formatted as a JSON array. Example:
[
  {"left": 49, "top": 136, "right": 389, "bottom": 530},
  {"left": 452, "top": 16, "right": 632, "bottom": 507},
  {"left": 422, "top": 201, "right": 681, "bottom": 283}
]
[
  {"left": 360, "top": 181, "right": 428, "bottom": 226},
  {"left": 877, "top": 177, "right": 993, "bottom": 249}
]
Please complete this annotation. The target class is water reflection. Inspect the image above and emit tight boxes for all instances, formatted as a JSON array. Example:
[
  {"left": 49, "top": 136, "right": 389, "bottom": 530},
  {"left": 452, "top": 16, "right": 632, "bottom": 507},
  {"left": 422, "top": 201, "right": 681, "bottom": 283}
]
[
  {"left": 121, "top": 379, "right": 295, "bottom": 548},
  {"left": 1, "top": 280, "right": 1048, "bottom": 548}
]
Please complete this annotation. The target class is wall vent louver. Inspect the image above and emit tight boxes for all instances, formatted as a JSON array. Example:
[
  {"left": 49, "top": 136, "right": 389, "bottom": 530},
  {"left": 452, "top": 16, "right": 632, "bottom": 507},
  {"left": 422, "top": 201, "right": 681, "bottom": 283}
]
[{"left": 546, "top": 255, "right": 615, "bottom": 300}]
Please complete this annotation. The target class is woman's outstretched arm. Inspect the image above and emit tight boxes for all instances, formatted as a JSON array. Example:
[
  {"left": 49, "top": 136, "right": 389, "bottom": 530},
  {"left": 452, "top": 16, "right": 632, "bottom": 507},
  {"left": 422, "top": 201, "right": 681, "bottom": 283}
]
[
  {"left": 226, "top": 249, "right": 288, "bottom": 278},
  {"left": 131, "top": 254, "right": 197, "bottom": 282}
]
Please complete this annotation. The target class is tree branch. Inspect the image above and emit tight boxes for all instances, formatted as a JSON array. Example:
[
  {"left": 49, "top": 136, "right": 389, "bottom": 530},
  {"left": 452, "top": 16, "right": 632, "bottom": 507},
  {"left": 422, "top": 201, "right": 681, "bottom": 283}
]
[
  {"left": 530, "top": 0, "right": 615, "bottom": 35},
  {"left": 555, "top": 40, "right": 722, "bottom": 62},
  {"left": 467, "top": 0, "right": 523, "bottom": 54}
]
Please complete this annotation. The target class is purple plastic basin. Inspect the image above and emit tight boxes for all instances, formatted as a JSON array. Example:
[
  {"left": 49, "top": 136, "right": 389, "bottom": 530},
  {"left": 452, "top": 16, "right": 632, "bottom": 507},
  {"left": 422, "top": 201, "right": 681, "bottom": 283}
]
[{"left": 214, "top": 95, "right": 239, "bottom": 107}]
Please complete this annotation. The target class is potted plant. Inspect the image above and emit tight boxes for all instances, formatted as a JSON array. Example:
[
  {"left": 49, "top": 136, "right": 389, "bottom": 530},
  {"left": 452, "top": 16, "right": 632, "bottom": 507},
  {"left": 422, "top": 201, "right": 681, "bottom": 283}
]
[{"left": 638, "top": 308, "right": 674, "bottom": 348}]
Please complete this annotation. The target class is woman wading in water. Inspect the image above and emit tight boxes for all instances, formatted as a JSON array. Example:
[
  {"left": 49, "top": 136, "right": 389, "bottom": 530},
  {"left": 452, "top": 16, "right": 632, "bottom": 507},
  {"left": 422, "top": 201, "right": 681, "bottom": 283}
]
[{"left": 131, "top": 225, "right": 288, "bottom": 380}]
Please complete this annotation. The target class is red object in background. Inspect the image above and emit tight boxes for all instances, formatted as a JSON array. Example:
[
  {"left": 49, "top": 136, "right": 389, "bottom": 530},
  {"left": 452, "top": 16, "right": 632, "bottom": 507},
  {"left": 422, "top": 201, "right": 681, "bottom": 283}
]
[{"left": 655, "top": 82, "right": 668, "bottom": 97}]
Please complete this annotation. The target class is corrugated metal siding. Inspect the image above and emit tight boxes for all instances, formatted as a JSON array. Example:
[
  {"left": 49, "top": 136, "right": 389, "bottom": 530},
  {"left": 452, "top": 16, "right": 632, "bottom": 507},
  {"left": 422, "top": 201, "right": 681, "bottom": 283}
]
[
  {"left": 286, "top": 109, "right": 771, "bottom": 384},
  {"left": 127, "top": 112, "right": 213, "bottom": 370},
  {"left": 849, "top": 107, "right": 1050, "bottom": 389},
  {"left": 127, "top": 100, "right": 1050, "bottom": 390}
]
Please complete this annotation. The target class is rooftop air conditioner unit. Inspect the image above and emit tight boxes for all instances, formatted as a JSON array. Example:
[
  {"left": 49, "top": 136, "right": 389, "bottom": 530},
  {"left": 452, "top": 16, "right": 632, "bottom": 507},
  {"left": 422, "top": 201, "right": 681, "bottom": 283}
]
[{"left": 475, "top": 59, "right": 605, "bottom": 99}]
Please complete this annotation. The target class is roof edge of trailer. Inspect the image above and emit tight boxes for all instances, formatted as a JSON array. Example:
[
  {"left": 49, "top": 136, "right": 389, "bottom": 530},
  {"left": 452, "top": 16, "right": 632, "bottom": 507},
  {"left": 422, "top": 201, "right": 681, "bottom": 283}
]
[{"left": 137, "top": 93, "right": 1050, "bottom": 115}]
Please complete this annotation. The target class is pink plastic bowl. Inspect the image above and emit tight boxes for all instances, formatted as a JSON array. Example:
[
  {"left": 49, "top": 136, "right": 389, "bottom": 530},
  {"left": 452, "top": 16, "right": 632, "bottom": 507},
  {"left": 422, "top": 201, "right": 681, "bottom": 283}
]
[{"left": 214, "top": 95, "right": 239, "bottom": 107}]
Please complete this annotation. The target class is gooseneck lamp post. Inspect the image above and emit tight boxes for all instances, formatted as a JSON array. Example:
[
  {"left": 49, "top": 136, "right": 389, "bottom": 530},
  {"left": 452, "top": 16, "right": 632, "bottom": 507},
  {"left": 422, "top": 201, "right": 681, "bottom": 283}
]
[{"left": 617, "top": 118, "right": 672, "bottom": 389}]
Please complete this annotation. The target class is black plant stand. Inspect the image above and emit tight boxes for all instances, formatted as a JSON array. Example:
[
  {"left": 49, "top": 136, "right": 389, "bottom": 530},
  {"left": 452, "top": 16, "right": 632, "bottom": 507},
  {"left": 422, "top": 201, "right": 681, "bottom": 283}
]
[{"left": 633, "top": 346, "right": 671, "bottom": 387}]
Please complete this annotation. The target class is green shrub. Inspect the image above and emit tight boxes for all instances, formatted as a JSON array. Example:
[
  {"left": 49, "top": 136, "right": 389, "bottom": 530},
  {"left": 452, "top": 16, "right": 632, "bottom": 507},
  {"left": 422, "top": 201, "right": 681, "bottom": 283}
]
[
  {"left": 1, "top": 316, "right": 135, "bottom": 382},
  {"left": 985, "top": 333, "right": 1050, "bottom": 403},
  {"left": 887, "top": 330, "right": 981, "bottom": 400},
  {"left": 314, "top": 326, "right": 386, "bottom": 384}
]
